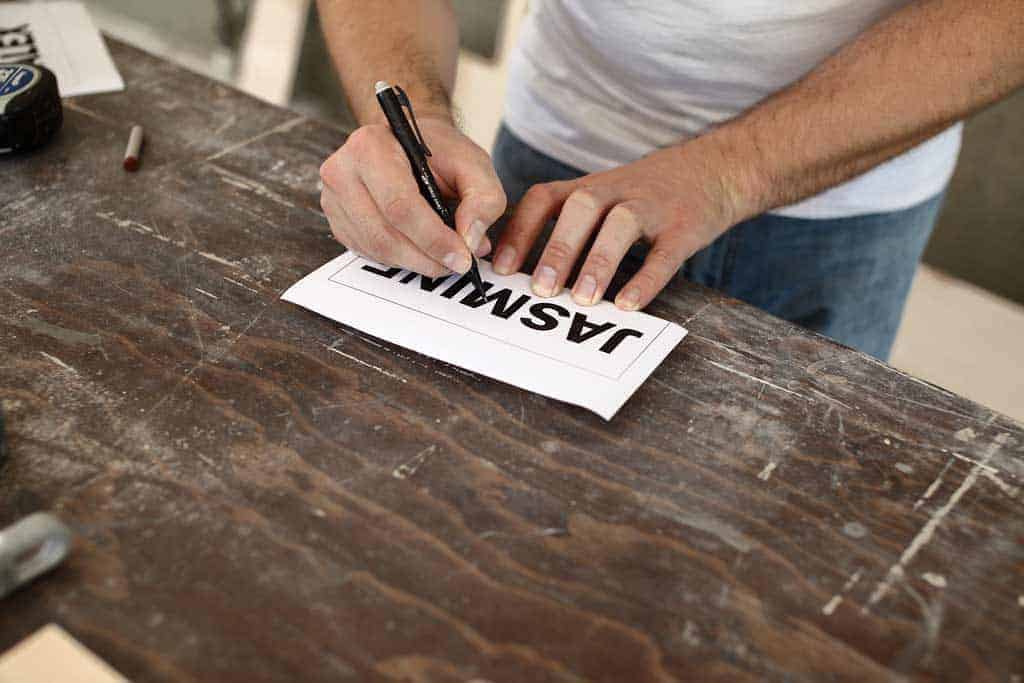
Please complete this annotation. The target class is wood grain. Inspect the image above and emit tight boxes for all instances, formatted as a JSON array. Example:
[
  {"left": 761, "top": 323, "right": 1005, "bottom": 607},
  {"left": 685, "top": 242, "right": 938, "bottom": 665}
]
[{"left": 1, "top": 40, "right": 1022, "bottom": 682}]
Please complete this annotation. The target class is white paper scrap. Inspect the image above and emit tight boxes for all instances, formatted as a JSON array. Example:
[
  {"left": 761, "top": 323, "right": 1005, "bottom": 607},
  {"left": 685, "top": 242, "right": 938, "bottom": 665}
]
[
  {"left": 0, "top": 1, "right": 124, "bottom": 97},
  {"left": 282, "top": 252, "right": 688, "bottom": 420}
]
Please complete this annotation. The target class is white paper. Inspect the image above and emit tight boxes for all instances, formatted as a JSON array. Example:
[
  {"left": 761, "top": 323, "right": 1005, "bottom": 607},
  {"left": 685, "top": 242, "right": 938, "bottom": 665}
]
[
  {"left": 0, "top": 1, "right": 124, "bottom": 97},
  {"left": 282, "top": 253, "right": 687, "bottom": 420}
]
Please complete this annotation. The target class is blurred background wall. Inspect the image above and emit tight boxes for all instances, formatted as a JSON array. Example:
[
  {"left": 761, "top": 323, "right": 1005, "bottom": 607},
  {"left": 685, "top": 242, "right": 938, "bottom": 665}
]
[{"left": 80, "top": 0, "right": 1024, "bottom": 421}]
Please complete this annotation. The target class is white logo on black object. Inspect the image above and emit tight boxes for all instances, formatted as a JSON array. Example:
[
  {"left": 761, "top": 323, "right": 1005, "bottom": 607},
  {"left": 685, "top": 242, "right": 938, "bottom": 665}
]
[{"left": 0, "top": 25, "right": 40, "bottom": 64}]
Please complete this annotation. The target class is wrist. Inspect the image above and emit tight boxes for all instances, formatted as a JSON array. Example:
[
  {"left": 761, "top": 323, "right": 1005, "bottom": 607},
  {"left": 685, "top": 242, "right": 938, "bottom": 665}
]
[
  {"left": 358, "top": 82, "right": 455, "bottom": 128},
  {"left": 361, "top": 104, "right": 455, "bottom": 130},
  {"left": 419, "top": 108, "right": 460, "bottom": 130},
  {"left": 682, "top": 123, "right": 775, "bottom": 227}
]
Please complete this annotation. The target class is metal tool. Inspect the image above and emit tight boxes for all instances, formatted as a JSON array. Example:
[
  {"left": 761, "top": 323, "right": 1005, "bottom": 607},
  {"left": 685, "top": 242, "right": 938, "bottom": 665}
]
[
  {"left": 0, "top": 512, "right": 72, "bottom": 599},
  {"left": 0, "top": 63, "right": 63, "bottom": 154}
]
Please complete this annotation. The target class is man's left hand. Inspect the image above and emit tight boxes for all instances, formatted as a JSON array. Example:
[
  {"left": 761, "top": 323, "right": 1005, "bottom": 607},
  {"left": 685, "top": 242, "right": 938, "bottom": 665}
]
[{"left": 491, "top": 139, "right": 753, "bottom": 311}]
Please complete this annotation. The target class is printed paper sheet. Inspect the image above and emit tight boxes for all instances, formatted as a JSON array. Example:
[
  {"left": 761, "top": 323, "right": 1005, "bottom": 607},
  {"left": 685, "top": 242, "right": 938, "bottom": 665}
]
[{"left": 282, "top": 253, "right": 687, "bottom": 420}]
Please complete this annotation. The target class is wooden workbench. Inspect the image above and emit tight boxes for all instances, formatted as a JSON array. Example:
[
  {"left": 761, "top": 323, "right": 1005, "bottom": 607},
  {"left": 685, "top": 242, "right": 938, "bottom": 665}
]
[{"left": 1, "top": 40, "right": 1022, "bottom": 682}]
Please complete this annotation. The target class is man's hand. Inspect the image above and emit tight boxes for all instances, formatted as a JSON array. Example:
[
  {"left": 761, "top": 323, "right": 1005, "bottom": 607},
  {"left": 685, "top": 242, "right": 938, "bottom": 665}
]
[
  {"left": 320, "top": 117, "right": 507, "bottom": 277},
  {"left": 492, "top": 140, "right": 750, "bottom": 311}
]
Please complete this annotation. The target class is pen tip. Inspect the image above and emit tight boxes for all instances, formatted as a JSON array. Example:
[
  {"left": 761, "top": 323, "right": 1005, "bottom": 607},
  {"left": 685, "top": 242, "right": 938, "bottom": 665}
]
[
  {"left": 469, "top": 259, "right": 487, "bottom": 297},
  {"left": 374, "top": 80, "right": 391, "bottom": 94}
]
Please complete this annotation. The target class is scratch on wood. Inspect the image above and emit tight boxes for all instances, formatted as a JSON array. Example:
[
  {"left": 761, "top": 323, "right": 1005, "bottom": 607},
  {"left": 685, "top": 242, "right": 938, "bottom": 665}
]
[
  {"left": 858, "top": 352, "right": 958, "bottom": 398},
  {"left": 212, "top": 114, "right": 238, "bottom": 137},
  {"left": 954, "top": 427, "right": 977, "bottom": 442},
  {"left": 392, "top": 445, "right": 436, "bottom": 479},
  {"left": 196, "top": 251, "right": 242, "bottom": 269},
  {"left": 337, "top": 329, "right": 469, "bottom": 384},
  {"left": 480, "top": 527, "right": 569, "bottom": 540},
  {"left": 651, "top": 377, "right": 710, "bottom": 407},
  {"left": 683, "top": 302, "right": 711, "bottom": 326},
  {"left": 688, "top": 333, "right": 743, "bottom": 355},
  {"left": 901, "top": 580, "right": 945, "bottom": 665},
  {"left": 913, "top": 458, "right": 954, "bottom": 511},
  {"left": 705, "top": 359, "right": 812, "bottom": 401},
  {"left": 202, "top": 115, "right": 306, "bottom": 163},
  {"left": 324, "top": 344, "right": 407, "bottom": 383},
  {"left": 822, "top": 595, "right": 843, "bottom": 616},
  {"left": 865, "top": 431, "right": 1009, "bottom": 611},
  {"left": 981, "top": 469, "right": 1020, "bottom": 499},
  {"left": 538, "top": 527, "right": 569, "bottom": 537},
  {"left": 96, "top": 211, "right": 159, "bottom": 236},
  {"left": 96, "top": 211, "right": 243, "bottom": 270},
  {"left": 208, "top": 164, "right": 298, "bottom": 209},
  {"left": 807, "top": 387, "right": 853, "bottom": 410},
  {"left": 842, "top": 570, "right": 864, "bottom": 592},
  {"left": 112, "top": 305, "right": 271, "bottom": 449},
  {"left": 948, "top": 450, "right": 1000, "bottom": 474},
  {"left": 194, "top": 288, "right": 219, "bottom": 300},
  {"left": 311, "top": 397, "right": 386, "bottom": 415},
  {"left": 186, "top": 301, "right": 206, "bottom": 352},
  {"left": 223, "top": 276, "right": 259, "bottom": 294},
  {"left": 448, "top": 365, "right": 481, "bottom": 381},
  {"left": 63, "top": 99, "right": 117, "bottom": 124},
  {"left": 339, "top": 328, "right": 384, "bottom": 349},
  {"left": 887, "top": 393, "right": 993, "bottom": 424},
  {"left": 39, "top": 351, "right": 76, "bottom": 373},
  {"left": 650, "top": 502, "right": 755, "bottom": 553},
  {"left": 821, "top": 569, "right": 863, "bottom": 615},
  {"left": 196, "top": 453, "right": 217, "bottom": 468},
  {"left": 10, "top": 318, "right": 102, "bottom": 347}
]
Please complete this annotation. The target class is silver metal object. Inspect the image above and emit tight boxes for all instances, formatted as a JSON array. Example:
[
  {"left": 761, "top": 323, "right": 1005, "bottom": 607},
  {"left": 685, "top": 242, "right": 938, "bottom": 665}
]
[{"left": 0, "top": 513, "right": 72, "bottom": 599}]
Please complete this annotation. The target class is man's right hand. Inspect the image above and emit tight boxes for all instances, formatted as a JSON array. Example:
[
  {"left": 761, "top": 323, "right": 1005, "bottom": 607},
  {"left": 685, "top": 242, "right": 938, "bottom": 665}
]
[{"left": 319, "top": 117, "right": 506, "bottom": 277}]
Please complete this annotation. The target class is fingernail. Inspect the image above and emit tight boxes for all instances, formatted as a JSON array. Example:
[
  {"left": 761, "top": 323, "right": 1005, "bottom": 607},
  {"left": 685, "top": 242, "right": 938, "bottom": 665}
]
[
  {"left": 617, "top": 287, "right": 641, "bottom": 311},
  {"left": 573, "top": 274, "right": 598, "bottom": 305},
  {"left": 532, "top": 265, "right": 558, "bottom": 297},
  {"left": 443, "top": 251, "right": 470, "bottom": 274},
  {"left": 493, "top": 246, "right": 517, "bottom": 274},
  {"left": 466, "top": 219, "right": 488, "bottom": 252},
  {"left": 475, "top": 236, "right": 492, "bottom": 258}
]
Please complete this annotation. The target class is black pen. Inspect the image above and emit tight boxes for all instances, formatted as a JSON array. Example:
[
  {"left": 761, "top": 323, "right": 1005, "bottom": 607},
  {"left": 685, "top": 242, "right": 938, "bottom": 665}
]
[{"left": 374, "top": 81, "right": 486, "bottom": 297}]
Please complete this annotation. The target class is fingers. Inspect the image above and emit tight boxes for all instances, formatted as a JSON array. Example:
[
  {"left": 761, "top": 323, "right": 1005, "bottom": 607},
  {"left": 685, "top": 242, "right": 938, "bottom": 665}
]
[
  {"left": 321, "top": 124, "right": 476, "bottom": 275},
  {"left": 475, "top": 235, "right": 492, "bottom": 259},
  {"left": 326, "top": 177, "right": 450, "bottom": 278},
  {"left": 614, "top": 230, "right": 695, "bottom": 311},
  {"left": 492, "top": 180, "right": 575, "bottom": 276},
  {"left": 531, "top": 187, "right": 614, "bottom": 297},
  {"left": 423, "top": 137, "right": 505, "bottom": 253},
  {"left": 320, "top": 186, "right": 353, "bottom": 247},
  {"left": 356, "top": 137, "right": 473, "bottom": 274},
  {"left": 441, "top": 150, "right": 506, "bottom": 254},
  {"left": 571, "top": 201, "right": 645, "bottom": 305}
]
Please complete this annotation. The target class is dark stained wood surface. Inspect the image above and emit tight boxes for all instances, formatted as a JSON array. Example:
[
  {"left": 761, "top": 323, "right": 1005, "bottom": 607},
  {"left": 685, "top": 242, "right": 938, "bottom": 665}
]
[{"left": 1, "top": 40, "right": 1022, "bottom": 682}]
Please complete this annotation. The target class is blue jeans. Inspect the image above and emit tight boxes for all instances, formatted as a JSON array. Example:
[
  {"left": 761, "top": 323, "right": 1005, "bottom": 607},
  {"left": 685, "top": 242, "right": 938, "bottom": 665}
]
[{"left": 492, "top": 124, "right": 943, "bottom": 360}]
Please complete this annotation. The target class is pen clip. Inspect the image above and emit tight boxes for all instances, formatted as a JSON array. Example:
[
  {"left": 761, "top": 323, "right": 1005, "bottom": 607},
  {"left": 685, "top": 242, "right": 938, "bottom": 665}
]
[{"left": 394, "top": 85, "right": 431, "bottom": 157}]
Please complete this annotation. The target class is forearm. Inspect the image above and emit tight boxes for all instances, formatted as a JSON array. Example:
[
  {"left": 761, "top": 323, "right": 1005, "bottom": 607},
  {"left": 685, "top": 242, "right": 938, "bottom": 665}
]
[
  {"left": 316, "top": 0, "right": 459, "bottom": 125},
  {"left": 702, "top": 0, "right": 1024, "bottom": 222}
]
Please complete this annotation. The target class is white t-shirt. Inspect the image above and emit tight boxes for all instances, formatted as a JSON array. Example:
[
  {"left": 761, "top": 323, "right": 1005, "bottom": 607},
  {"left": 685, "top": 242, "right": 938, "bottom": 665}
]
[{"left": 503, "top": 1, "right": 962, "bottom": 219}]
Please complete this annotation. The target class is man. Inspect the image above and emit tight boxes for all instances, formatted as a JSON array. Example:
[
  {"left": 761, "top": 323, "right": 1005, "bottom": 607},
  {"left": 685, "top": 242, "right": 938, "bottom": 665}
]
[{"left": 315, "top": 1, "right": 1023, "bottom": 360}]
